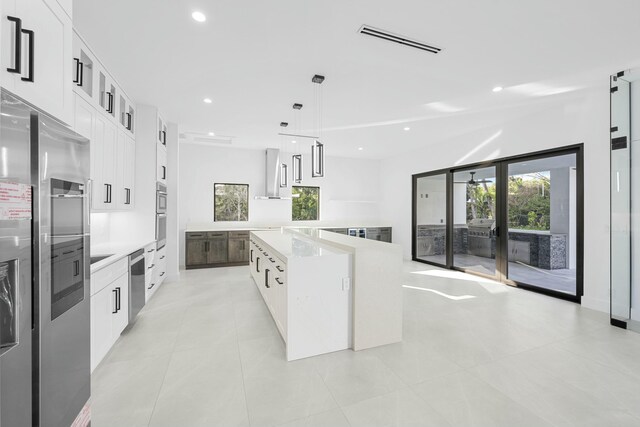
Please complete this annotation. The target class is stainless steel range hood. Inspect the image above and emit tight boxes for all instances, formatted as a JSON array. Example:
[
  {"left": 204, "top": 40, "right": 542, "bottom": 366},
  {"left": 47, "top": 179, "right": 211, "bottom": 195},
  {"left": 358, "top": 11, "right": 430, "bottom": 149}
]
[{"left": 255, "top": 148, "right": 292, "bottom": 200}]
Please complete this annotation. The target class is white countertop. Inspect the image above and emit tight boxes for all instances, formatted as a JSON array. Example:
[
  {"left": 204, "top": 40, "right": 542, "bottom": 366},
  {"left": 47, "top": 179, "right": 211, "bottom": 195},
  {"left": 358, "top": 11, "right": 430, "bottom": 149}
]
[
  {"left": 292, "top": 228, "right": 395, "bottom": 250},
  {"left": 186, "top": 222, "right": 392, "bottom": 232},
  {"left": 251, "top": 229, "right": 348, "bottom": 259},
  {"left": 91, "top": 239, "right": 156, "bottom": 273}
]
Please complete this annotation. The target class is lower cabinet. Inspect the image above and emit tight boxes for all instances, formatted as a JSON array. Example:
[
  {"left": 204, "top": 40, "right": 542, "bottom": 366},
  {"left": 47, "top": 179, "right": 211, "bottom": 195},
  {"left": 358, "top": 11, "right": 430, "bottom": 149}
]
[
  {"left": 186, "top": 231, "right": 249, "bottom": 268},
  {"left": 90, "top": 267, "right": 129, "bottom": 372},
  {"left": 366, "top": 227, "right": 392, "bottom": 243}
]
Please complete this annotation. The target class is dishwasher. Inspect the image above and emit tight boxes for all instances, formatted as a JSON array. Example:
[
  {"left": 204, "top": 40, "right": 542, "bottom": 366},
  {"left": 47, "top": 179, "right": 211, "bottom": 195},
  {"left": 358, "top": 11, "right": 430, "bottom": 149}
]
[{"left": 129, "top": 249, "right": 146, "bottom": 323}]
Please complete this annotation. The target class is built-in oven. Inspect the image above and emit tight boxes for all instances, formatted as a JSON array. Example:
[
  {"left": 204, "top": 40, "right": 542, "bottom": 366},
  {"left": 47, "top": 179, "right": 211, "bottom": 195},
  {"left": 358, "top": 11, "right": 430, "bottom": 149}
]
[
  {"left": 50, "top": 178, "right": 86, "bottom": 320},
  {"left": 156, "top": 182, "right": 167, "bottom": 214},
  {"left": 156, "top": 213, "right": 167, "bottom": 250}
]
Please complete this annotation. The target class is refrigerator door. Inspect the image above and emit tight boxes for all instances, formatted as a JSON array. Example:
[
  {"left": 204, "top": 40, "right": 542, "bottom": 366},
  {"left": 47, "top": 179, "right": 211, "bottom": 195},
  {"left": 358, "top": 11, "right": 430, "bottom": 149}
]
[
  {"left": 0, "top": 91, "right": 33, "bottom": 427},
  {"left": 34, "top": 109, "right": 91, "bottom": 426}
]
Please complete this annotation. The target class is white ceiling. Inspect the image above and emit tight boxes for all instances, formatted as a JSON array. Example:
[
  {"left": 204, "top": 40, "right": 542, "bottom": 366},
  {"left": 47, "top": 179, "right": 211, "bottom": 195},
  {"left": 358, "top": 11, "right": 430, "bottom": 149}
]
[{"left": 74, "top": 0, "right": 640, "bottom": 159}]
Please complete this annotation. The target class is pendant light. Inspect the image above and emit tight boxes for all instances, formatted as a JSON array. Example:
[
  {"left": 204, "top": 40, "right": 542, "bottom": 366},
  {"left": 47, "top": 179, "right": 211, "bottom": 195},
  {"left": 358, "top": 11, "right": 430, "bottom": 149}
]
[
  {"left": 292, "top": 103, "right": 303, "bottom": 183},
  {"left": 311, "top": 74, "right": 325, "bottom": 178},
  {"left": 279, "top": 122, "right": 288, "bottom": 188}
]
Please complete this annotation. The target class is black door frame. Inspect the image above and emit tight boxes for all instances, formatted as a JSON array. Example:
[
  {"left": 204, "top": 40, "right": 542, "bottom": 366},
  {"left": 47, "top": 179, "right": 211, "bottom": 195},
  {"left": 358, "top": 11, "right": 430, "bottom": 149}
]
[{"left": 412, "top": 144, "right": 584, "bottom": 303}]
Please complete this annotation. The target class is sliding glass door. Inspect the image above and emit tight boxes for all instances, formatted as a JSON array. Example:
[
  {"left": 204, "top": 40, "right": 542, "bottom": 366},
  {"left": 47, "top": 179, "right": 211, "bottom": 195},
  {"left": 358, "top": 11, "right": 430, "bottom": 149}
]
[
  {"left": 452, "top": 166, "right": 498, "bottom": 278},
  {"left": 414, "top": 173, "right": 447, "bottom": 267},
  {"left": 412, "top": 146, "right": 583, "bottom": 302},
  {"left": 506, "top": 153, "right": 578, "bottom": 296}
]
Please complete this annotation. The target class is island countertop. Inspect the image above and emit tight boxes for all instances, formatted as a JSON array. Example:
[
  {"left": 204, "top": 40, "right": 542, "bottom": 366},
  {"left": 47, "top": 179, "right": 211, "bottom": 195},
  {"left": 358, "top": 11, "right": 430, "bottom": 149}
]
[{"left": 251, "top": 229, "right": 348, "bottom": 260}]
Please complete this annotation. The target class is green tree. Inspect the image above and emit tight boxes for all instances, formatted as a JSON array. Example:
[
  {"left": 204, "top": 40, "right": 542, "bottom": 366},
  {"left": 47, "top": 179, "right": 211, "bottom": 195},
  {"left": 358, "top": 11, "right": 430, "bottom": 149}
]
[
  {"left": 214, "top": 184, "right": 248, "bottom": 221},
  {"left": 292, "top": 186, "right": 319, "bottom": 221}
]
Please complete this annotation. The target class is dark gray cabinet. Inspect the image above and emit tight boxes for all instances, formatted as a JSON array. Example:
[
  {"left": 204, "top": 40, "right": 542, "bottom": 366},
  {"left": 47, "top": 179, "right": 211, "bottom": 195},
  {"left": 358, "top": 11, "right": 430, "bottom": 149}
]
[
  {"left": 366, "top": 227, "right": 392, "bottom": 243},
  {"left": 186, "top": 230, "right": 249, "bottom": 269},
  {"left": 228, "top": 231, "right": 250, "bottom": 263},
  {"left": 186, "top": 233, "right": 208, "bottom": 266}
]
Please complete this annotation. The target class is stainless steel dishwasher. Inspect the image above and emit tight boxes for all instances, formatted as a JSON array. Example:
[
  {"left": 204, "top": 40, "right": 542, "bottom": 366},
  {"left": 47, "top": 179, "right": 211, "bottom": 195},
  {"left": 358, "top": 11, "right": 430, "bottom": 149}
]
[{"left": 129, "top": 249, "right": 146, "bottom": 323}]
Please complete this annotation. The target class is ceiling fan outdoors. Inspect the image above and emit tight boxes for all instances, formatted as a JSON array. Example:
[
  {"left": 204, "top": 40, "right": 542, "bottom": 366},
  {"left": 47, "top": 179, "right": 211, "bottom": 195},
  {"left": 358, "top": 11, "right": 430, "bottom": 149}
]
[{"left": 454, "top": 171, "right": 492, "bottom": 186}]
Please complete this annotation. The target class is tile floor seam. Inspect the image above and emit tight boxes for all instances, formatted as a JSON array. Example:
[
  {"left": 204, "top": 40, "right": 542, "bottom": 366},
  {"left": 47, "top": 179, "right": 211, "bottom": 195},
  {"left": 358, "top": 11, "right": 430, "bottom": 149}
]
[
  {"left": 231, "top": 291, "right": 252, "bottom": 427},
  {"left": 144, "top": 281, "right": 189, "bottom": 427}
]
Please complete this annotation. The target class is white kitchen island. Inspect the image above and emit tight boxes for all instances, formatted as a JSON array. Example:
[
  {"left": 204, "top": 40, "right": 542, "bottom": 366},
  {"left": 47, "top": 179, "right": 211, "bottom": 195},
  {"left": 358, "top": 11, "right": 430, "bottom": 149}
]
[
  {"left": 249, "top": 228, "right": 403, "bottom": 361},
  {"left": 250, "top": 230, "right": 352, "bottom": 361}
]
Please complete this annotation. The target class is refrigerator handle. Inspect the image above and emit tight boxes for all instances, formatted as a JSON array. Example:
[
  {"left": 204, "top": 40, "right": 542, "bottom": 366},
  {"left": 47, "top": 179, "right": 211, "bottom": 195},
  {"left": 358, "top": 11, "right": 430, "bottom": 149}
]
[
  {"left": 6, "top": 16, "right": 22, "bottom": 74},
  {"left": 20, "top": 28, "right": 34, "bottom": 83}
]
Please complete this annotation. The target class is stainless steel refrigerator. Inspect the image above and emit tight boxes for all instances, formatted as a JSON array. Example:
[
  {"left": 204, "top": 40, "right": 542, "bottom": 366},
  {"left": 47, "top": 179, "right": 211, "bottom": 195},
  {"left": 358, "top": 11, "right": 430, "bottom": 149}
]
[{"left": 0, "top": 89, "right": 91, "bottom": 427}]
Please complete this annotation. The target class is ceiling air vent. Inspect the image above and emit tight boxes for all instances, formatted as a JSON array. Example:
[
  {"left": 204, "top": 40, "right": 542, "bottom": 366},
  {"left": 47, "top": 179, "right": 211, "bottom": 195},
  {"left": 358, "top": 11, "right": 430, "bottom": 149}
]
[{"left": 359, "top": 25, "right": 442, "bottom": 54}]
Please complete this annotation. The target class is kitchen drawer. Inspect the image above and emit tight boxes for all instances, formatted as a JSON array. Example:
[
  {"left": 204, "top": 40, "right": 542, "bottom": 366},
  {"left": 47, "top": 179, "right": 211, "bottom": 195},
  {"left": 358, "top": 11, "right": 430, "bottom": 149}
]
[
  {"left": 91, "top": 257, "right": 128, "bottom": 296},
  {"left": 186, "top": 232, "right": 207, "bottom": 240},
  {"left": 207, "top": 231, "right": 228, "bottom": 239},
  {"left": 229, "top": 231, "right": 250, "bottom": 239}
]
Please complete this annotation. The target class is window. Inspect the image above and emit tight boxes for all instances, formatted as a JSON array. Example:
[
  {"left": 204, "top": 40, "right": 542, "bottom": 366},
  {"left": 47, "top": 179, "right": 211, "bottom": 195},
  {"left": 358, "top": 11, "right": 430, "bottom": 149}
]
[
  {"left": 292, "top": 186, "right": 320, "bottom": 221},
  {"left": 214, "top": 183, "right": 248, "bottom": 221}
]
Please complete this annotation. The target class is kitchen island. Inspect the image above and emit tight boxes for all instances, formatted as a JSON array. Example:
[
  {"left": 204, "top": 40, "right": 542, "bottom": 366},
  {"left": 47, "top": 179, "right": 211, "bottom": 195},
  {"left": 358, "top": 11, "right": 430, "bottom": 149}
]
[{"left": 249, "top": 228, "right": 403, "bottom": 361}]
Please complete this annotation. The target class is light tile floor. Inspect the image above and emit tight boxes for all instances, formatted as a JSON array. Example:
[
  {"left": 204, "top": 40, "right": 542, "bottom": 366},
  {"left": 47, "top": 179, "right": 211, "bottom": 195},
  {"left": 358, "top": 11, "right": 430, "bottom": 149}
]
[{"left": 92, "top": 262, "right": 640, "bottom": 427}]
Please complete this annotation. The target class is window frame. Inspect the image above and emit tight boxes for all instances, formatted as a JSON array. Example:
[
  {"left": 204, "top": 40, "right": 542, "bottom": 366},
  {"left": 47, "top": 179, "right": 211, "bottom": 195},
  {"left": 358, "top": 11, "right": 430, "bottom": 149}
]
[
  {"left": 291, "top": 185, "right": 321, "bottom": 221},
  {"left": 213, "top": 183, "right": 250, "bottom": 222}
]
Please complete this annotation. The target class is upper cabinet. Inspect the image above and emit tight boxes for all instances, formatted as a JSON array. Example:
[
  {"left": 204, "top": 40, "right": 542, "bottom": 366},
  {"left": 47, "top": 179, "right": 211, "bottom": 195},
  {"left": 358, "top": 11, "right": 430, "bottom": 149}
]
[
  {"left": 72, "top": 31, "right": 136, "bottom": 137},
  {"left": 1, "top": 0, "right": 73, "bottom": 125}
]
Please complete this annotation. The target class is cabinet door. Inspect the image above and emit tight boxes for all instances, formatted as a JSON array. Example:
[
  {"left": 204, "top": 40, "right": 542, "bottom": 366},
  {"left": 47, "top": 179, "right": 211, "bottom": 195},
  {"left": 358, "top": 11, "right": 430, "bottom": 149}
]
[
  {"left": 186, "top": 239, "right": 207, "bottom": 266},
  {"left": 115, "top": 130, "right": 127, "bottom": 210},
  {"left": 90, "top": 284, "right": 114, "bottom": 372},
  {"left": 13, "top": 0, "right": 73, "bottom": 125},
  {"left": 124, "top": 135, "right": 135, "bottom": 208},
  {"left": 228, "top": 238, "right": 249, "bottom": 263},
  {"left": 91, "top": 113, "right": 106, "bottom": 210},
  {"left": 73, "top": 93, "right": 94, "bottom": 140},
  {"left": 0, "top": 0, "right": 17, "bottom": 91},
  {"left": 102, "top": 120, "right": 117, "bottom": 209},
  {"left": 111, "top": 273, "right": 129, "bottom": 337},
  {"left": 156, "top": 146, "right": 167, "bottom": 184},
  {"left": 207, "top": 238, "right": 228, "bottom": 264}
]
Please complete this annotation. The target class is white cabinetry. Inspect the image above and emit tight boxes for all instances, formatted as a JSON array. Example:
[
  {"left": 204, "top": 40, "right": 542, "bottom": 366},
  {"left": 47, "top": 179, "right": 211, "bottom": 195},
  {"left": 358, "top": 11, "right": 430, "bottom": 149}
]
[
  {"left": 250, "top": 231, "right": 351, "bottom": 361},
  {"left": 1, "top": 0, "right": 73, "bottom": 124},
  {"left": 90, "top": 258, "right": 129, "bottom": 372},
  {"left": 116, "top": 130, "right": 135, "bottom": 209},
  {"left": 156, "top": 145, "right": 167, "bottom": 184}
]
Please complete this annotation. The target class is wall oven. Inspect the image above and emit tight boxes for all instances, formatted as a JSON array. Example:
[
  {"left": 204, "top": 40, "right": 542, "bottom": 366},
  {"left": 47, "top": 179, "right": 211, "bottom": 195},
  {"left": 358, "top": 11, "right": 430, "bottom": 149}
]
[
  {"left": 156, "top": 214, "right": 167, "bottom": 250},
  {"left": 156, "top": 182, "right": 167, "bottom": 214}
]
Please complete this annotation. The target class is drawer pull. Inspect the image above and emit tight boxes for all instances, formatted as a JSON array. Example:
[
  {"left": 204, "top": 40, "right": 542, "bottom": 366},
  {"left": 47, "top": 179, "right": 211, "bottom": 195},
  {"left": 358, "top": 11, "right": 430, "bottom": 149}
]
[
  {"left": 275, "top": 278, "right": 283, "bottom": 285},
  {"left": 148, "top": 264, "right": 155, "bottom": 269},
  {"left": 160, "top": 255, "right": 165, "bottom": 260},
  {"left": 276, "top": 266, "right": 284, "bottom": 272},
  {"left": 269, "top": 258, "right": 275, "bottom": 262}
]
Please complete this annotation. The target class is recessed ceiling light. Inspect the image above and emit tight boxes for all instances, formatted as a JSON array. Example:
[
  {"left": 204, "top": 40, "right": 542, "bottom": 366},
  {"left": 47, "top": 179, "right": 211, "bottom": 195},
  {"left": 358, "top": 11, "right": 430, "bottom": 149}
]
[
  {"left": 291, "top": 140, "right": 297, "bottom": 144},
  {"left": 203, "top": 98, "right": 212, "bottom": 104},
  {"left": 404, "top": 127, "right": 411, "bottom": 131},
  {"left": 493, "top": 86, "right": 503, "bottom": 92},
  {"left": 358, "top": 147, "right": 364, "bottom": 151},
  {"left": 208, "top": 132, "right": 215, "bottom": 136},
  {"left": 192, "top": 11, "right": 206, "bottom": 22}
]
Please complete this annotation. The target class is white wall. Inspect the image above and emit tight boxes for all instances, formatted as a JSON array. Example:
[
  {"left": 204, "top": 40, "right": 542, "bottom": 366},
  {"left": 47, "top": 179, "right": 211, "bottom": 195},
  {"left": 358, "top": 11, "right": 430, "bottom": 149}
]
[
  {"left": 380, "top": 86, "right": 611, "bottom": 313},
  {"left": 178, "top": 144, "right": 382, "bottom": 266}
]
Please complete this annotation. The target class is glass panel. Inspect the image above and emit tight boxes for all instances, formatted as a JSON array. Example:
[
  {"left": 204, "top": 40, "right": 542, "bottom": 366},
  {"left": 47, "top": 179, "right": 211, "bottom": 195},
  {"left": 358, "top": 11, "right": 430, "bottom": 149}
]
[
  {"left": 214, "top": 184, "right": 249, "bottom": 221},
  {"left": 453, "top": 167, "right": 497, "bottom": 276},
  {"left": 611, "top": 73, "right": 632, "bottom": 320},
  {"left": 415, "top": 174, "right": 447, "bottom": 265},
  {"left": 292, "top": 186, "right": 319, "bottom": 221},
  {"left": 507, "top": 154, "right": 577, "bottom": 295}
]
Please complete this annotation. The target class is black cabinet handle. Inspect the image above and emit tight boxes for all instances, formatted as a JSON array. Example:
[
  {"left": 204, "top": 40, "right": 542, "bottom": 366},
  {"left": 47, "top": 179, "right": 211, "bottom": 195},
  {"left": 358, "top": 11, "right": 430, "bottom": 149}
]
[
  {"left": 148, "top": 282, "right": 155, "bottom": 290},
  {"left": 74, "top": 260, "right": 80, "bottom": 276},
  {"left": 21, "top": 28, "right": 34, "bottom": 83},
  {"left": 256, "top": 257, "right": 260, "bottom": 272},
  {"left": 275, "top": 278, "right": 283, "bottom": 285},
  {"left": 160, "top": 272, "right": 165, "bottom": 277},
  {"left": 276, "top": 265, "right": 284, "bottom": 272},
  {"left": 112, "top": 289, "right": 118, "bottom": 313},
  {"left": 162, "top": 130, "right": 167, "bottom": 145},
  {"left": 162, "top": 166, "right": 166, "bottom": 180},
  {"left": 269, "top": 257, "right": 275, "bottom": 262},
  {"left": 73, "top": 58, "right": 81, "bottom": 83},
  {"left": 250, "top": 249, "right": 253, "bottom": 262},
  {"left": 104, "top": 183, "right": 110, "bottom": 203},
  {"left": 106, "top": 92, "right": 114, "bottom": 113},
  {"left": 147, "top": 249, "right": 155, "bottom": 253},
  {"left": 78, "top": 61, "right": 84, "bottom": 86},
  {"left": 265, "top": 269, "right": 270, "bottom": 288},
  {"left": 125, "top": 188, "right": 131, "bottom": 205},
  {"left": 7, "top": 16, "right": 22, "bottom": 74},
  {"left": 160, "top": 255, "right": 165, "bottom": 260},
  {"left": 116, "top": 287, "right": 121, "bottom": 312},
  {"left": 126, "top": 113, "right": 132, "bottom": 130},
  {"left": 147, "top": 264, "right": 155, "bottom": 270}
]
